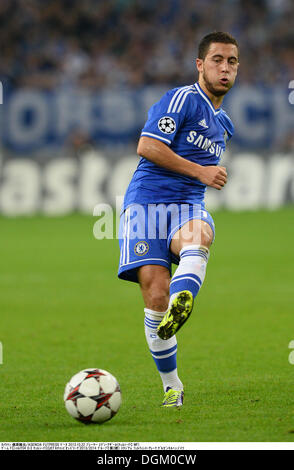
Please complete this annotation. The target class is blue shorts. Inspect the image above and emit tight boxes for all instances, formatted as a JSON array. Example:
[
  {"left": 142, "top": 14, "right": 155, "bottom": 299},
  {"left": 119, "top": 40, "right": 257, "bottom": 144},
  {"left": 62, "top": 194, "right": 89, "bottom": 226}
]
[{"left": 118, "top": 202, "right": 215, "bottom": 283}]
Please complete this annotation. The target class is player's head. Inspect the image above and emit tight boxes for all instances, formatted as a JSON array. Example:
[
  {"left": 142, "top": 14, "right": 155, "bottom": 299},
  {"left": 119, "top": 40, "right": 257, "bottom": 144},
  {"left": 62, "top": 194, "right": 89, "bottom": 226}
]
[{"left": 196, "top": 32, "right": 239, "bottom": 98}]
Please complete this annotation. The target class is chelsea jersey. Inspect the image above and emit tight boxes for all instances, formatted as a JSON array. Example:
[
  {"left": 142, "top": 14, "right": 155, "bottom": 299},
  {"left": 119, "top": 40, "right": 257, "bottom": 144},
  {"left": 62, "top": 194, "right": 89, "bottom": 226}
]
[{"left": 123, "top": 82, "right": 234, "bottom": 210}]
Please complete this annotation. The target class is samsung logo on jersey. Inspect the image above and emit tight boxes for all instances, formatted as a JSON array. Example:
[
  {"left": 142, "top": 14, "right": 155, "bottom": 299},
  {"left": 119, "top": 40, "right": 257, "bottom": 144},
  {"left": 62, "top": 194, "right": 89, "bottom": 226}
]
[{"left": 187, "top": 131, "right": 224, "bottom": 157}]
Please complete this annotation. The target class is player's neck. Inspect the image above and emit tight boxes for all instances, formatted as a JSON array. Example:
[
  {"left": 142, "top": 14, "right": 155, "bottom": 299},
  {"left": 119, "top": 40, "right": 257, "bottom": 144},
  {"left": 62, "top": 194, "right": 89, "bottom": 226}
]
[{"left": 197, "top": 79, "right": 224, "bottom": 110}]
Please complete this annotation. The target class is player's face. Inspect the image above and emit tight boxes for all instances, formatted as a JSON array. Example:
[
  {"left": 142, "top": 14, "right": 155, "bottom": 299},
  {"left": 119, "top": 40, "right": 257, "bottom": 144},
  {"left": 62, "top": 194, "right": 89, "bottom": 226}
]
[{"left": 196, "top": 43, "right": 239, "bottom": 98}]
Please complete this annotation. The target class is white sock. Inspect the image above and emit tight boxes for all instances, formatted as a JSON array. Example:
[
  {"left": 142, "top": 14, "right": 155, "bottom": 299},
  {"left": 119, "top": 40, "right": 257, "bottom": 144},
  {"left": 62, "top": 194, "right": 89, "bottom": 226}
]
[
  {"left": 144, "top": 308, "right": 183, "bottom": 391},
  {"left": 169, "top": 244, "right": 209, "bottom": 306}
]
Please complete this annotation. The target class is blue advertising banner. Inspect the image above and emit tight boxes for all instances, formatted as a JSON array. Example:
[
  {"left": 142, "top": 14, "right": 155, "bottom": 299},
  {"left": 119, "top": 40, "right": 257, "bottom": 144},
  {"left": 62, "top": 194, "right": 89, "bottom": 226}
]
[{"left": 0, "top": 85, "right": 293, "bottom": 153}]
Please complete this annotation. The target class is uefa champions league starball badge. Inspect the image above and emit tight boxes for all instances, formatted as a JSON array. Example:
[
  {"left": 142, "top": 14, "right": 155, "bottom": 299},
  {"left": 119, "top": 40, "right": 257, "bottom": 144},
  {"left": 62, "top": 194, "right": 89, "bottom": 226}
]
[{"left": 158, "top": 116, "right": 176, "bottom": 134}]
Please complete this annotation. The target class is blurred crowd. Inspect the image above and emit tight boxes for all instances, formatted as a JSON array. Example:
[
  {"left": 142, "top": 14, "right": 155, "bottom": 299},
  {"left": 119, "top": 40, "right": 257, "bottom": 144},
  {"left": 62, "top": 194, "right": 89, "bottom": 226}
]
[{"left": 1, "top": 0, "right": 294, "bottom": 90}]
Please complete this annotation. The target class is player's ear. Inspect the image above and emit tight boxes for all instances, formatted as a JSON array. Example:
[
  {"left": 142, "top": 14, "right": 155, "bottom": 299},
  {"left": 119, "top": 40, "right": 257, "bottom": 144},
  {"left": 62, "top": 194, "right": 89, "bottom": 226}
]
[{"left": 196, "top": 58, "right": 203, "bottom": 73}]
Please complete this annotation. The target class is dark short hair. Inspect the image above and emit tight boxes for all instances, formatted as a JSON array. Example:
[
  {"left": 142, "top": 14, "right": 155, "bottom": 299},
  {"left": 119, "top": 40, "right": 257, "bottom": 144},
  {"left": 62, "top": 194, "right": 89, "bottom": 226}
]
[{"left": 198, "top": 32, "right": 239, "bottom": 60}]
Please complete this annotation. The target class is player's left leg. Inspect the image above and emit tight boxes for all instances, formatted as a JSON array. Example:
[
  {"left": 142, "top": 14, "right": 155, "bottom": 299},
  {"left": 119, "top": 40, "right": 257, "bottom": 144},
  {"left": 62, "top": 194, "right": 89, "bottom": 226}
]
[{"left": 157, "top": 218, "right": 213, "bottom": 340}]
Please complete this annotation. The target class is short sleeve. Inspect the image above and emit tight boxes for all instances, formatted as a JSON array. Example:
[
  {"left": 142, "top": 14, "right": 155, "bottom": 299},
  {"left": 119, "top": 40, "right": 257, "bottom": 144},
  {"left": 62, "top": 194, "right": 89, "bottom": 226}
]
[
  {"left": 219, "top": 109, "right": 235, "bottom": 141},
  {"left": 141, "top": 86, "right": 196, "bottom": 145}
]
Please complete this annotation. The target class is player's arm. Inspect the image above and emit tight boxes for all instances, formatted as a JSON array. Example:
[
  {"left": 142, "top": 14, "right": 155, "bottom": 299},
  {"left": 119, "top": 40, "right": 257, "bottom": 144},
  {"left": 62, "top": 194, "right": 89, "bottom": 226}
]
[{"left": 137, "top": 136, "right": 227, "bottom": 190}]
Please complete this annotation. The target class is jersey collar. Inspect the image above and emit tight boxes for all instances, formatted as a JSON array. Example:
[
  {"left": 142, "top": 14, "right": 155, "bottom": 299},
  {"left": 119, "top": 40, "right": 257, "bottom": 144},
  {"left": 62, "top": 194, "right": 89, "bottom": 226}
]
[{"left": 194, "top": 82, "right": 221, "bottom": 115}]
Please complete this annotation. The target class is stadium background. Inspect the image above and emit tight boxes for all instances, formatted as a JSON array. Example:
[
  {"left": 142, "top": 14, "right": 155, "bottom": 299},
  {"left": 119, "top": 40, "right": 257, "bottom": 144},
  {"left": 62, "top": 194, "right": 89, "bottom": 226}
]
[
  {"left": 0, "top": 0, "right": 293, "bottom": 444},
  {"left": 0, "top": 0, "right": 293, "bottom": 214}
]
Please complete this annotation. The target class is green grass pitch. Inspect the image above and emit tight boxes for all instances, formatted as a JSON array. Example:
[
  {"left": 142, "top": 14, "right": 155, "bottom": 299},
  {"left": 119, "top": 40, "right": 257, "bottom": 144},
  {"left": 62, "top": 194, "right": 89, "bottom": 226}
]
[{"left": 0, "top": 208, "right": 293, "bottom": 443}]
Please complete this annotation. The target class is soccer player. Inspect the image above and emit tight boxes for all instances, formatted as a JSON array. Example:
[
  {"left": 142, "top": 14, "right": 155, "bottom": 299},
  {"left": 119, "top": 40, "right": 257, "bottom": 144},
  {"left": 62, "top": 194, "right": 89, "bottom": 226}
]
[{"left": 118, "top": 32, "right": 239, "bottom": 407}]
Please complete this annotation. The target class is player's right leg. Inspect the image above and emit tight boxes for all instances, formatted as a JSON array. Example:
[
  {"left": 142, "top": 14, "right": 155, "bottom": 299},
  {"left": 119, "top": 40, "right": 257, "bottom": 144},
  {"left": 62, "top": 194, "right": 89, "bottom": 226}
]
[
  {"left": 138, "top": 265, "right": 184, "bottom": 407},
  {"left": 117, "top": 205, "right": 184, "bottom": 407}
]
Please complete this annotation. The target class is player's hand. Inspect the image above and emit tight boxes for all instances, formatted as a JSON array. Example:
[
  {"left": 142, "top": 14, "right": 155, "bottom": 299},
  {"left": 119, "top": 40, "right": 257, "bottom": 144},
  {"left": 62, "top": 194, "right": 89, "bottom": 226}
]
[{"left": 197, "top": 165, "right": 227, "bottom": 190}]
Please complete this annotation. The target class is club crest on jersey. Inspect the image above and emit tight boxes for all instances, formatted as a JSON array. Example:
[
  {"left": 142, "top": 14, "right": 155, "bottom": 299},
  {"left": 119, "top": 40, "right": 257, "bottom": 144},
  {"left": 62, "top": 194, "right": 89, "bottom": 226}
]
[
  {"left": 134, "top": 241, "right": 149, "bottom": 256},
  {"left": 158, "top": 116, "right": 176, "bottom": 134}
]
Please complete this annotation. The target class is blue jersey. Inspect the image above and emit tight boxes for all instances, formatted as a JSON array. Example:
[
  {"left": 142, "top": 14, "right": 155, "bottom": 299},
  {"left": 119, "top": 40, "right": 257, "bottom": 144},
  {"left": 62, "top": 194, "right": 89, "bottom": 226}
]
[{"left": 123, "top": 82, "right": 234, "bottom": 210}]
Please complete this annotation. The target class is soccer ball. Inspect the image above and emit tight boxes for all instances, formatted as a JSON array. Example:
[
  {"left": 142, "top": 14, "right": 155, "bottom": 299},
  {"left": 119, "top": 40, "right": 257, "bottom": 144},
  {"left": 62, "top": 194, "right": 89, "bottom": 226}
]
[{"left": 64, "top": 368, "right": 122, "bottom": 424}]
